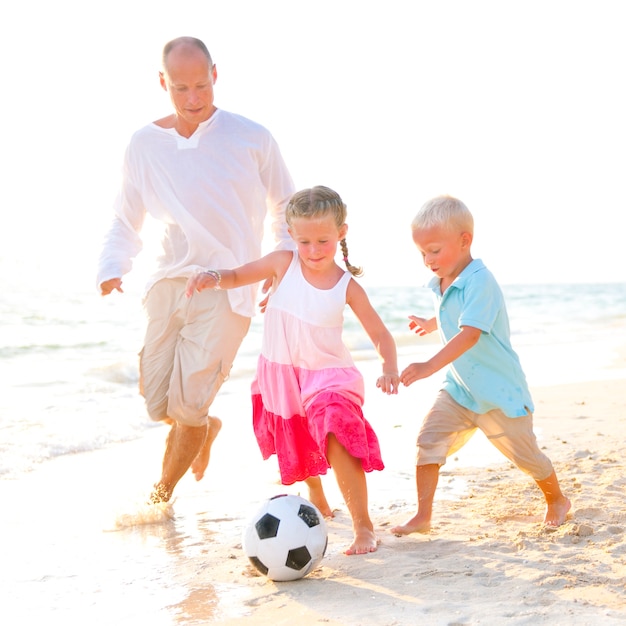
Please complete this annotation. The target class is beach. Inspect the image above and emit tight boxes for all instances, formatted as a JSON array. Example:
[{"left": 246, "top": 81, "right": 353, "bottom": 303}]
[
  {"left": 3, "top": 2, "right": 626, "bottom": 622},
  {"left": 2, "top": 334, "right": 625, "bottom": 625}
]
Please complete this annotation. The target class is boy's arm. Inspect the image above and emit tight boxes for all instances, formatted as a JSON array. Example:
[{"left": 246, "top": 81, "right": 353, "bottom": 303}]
[
  {"left": 408, "top": 315, "right": 437, "bottom": 335},
  {"left": 400, "top": 325, "right": 481, "bottom": 387}
]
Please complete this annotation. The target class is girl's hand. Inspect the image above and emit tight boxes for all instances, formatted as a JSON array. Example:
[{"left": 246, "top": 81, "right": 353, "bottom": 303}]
[
  {"left": 185, "top": 271, "right": 219, "bottom": 297},
  {"left": 376, "top": 373, "right": 400, "bottom": 395}
]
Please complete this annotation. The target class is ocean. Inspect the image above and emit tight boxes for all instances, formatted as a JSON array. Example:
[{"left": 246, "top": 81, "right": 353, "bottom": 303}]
[
  {"left": 1, "top": 276, "right": 625, "bottom": 626},
  {"left": 1, "top": 279, "right": 625, "bottom": 483}
]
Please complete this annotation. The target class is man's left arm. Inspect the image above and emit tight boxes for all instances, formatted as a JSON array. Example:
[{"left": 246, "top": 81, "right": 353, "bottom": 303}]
[{"left": 261, "top": 135, "right": 296, "bottom": 250}]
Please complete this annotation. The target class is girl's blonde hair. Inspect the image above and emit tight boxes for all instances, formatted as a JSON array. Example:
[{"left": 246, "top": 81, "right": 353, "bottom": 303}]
[
  {"left": 286, "top": 186, "right": 363, "bottom": 277},
  {"left": 411, "top": 195, "right": 474, "bottom": 235}
]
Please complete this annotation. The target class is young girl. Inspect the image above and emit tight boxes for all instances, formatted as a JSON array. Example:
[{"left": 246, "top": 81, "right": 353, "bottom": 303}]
[{"left": 186, "top": 185, "right": 400, "bottom": 555}]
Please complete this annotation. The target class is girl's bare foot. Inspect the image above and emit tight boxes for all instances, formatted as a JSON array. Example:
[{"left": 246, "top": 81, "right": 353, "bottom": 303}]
[
  {"left": 390, "top": 514, "right": 431, "bottom": 536},
  {"left": 543, "top": 496, "right": 572, "bottom": 527},
  {"left": 306, "top": 477, "right": 334, "bottom": 518},
  {"left": 191, "top": 416, "right": 222, "bottom": 481},
  {"left": 345, "top": 526, "right": 379, "bottom": 555}
]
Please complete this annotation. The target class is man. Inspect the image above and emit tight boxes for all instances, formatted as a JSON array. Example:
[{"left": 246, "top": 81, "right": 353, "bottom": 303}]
[{"left": 97, "top": 36, "right": 295, "bottom": 503}]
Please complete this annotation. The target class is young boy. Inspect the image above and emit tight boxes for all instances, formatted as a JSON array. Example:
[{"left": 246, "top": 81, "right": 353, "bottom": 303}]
[{"left": 392, "top": 195, "right": 571, "bottom": 535}]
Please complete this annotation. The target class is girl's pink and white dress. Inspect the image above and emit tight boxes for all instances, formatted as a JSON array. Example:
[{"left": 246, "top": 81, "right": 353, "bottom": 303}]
[{"left": 251, "top": 251, "right": 384, "bottom": 485}]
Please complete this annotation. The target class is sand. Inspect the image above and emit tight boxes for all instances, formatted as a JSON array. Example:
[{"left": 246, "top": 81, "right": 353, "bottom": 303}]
[{"left": 2, "top": 365, "right": 625, "bottom": 625}]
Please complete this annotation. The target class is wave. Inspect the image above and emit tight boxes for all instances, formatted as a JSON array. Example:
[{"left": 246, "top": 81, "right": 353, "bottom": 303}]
[
  {"left": 1, "top": 281, "right": 625, "bottom": 482},
  {"left": 0, "top": 340, "right": 114, "bottom": 358}
]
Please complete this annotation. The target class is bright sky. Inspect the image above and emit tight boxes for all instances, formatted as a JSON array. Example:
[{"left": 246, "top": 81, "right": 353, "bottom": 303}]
[{"left": 2, "top": 0, "right": 625, "bottom": 289}]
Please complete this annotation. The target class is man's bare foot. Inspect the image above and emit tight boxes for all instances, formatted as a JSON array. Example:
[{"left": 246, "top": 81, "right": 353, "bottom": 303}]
[
  {"left": 190, "top": 416, "right": 222, "bottom": 481},
  {"left": 390, "top": 514, "right": 431, "bottom": 536},
  {"left": 345, "top": 527, "right": 379, "bottom": 555},
  {"left": 543, "top": 496, "right": 572, "bottom": 527},
  {"left": 149, "top": 482, "right": 172, "bottom": 504}
]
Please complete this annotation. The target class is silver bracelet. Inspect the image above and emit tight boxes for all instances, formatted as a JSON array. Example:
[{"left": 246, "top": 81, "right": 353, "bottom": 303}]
[{"left": 204, "top": 269, "right": 222, "bottom": 289}]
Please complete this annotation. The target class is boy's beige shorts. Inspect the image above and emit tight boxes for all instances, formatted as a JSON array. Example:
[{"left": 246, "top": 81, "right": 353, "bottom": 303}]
[{"left": 416, "top": 389, "right": 554, "bottom": 481}]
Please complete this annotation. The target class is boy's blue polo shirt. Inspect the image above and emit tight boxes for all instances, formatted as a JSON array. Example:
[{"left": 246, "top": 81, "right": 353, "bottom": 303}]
[{"left": 427, "top": 259, "right": 534, "bottom": 417}]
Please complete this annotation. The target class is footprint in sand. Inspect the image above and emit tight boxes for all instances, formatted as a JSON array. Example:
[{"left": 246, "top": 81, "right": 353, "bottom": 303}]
[{"left": 573, "top": 507, "right": 604, "bottom": 520}]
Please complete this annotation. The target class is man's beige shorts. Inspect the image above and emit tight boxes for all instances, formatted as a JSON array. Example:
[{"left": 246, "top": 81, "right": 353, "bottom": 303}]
[
  {"left": 139, "top": 278, "right": 250, "bottom": 427},
  {"left": 416, "top": 390, "right": 553, "bottom": 481}
]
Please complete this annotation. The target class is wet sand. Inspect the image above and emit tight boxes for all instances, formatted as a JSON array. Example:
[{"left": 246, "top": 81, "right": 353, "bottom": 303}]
[{"left": 2, "top": 363, "right": 625, "bottom": 625}]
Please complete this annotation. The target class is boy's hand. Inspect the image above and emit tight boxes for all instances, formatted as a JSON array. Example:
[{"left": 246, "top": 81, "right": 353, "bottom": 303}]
[
  {"left": 400, "top": 362, "right": 434, "bottom": 387},
  {"left": 408, "top": 315, "right": 436, "bottom": 335},
  {"left": 376, "top": 373, "right": 400, "bottom": 395}
]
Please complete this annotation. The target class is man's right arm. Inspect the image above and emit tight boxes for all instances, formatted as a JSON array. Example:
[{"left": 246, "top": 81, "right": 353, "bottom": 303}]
[
  {"left": 96, "top": 204, "right": 145, "bottom": 294},
  {"left": 100, "top": 277, "right": 123, "bottom": 296}
]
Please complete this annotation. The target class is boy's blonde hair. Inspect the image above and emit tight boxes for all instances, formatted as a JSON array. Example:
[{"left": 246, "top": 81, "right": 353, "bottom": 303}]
[
  {"left": 286, "top": 186, "right": 363, "bottom": 277},
  {"left": 411, "top": 195, "right": 474, "bottom": 235}
]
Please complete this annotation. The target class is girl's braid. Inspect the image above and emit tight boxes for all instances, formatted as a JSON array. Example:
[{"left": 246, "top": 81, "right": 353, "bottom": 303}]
[{"left": 340, "top": 238, "right": 363, "bottom": 277}]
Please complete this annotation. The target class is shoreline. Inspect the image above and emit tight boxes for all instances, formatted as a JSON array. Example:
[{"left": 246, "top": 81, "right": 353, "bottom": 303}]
[{"left": 2, "top": 372, "right": 625, "bottom": 624}]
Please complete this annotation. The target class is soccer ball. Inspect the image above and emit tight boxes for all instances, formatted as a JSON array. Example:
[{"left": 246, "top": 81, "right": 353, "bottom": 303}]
[{"left": 242, "top": 494, "right": 328, "bottom": 581}]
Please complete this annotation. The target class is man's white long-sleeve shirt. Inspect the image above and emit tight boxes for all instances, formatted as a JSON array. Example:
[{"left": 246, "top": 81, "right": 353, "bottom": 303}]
[{"left": 97, "top": 109, "right": 295, "bottom": 317}]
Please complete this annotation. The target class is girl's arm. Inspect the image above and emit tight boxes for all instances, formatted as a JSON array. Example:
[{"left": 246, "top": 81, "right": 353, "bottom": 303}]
[
  {"left": 346, "top": 280, "right": 400, "bottom": 395},
  {"left": 400, "top": 325, "right": 481, "bottom": 387},
  {"left": 185, "top": 250, "right": 292, "bottom": 297}
]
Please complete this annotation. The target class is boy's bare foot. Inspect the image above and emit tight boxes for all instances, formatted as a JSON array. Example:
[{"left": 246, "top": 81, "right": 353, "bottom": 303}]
[
  {"left": 390, "top": 514, "right": 431, "bottom": 536},
  {"left": 345, "top": 527, "right": 379, "bottom": 555},
  {"left": 543, "top": 496, "right": 572, "bottom": 527},
  {"left": 191, "top": 416, "right": 222, "bottom": 481}
]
